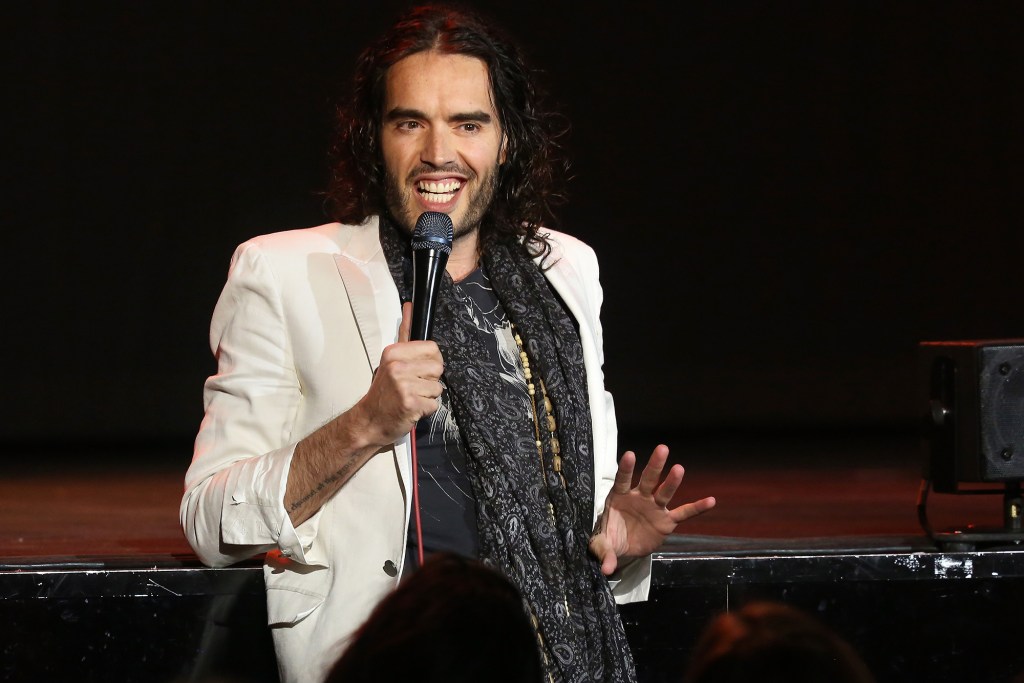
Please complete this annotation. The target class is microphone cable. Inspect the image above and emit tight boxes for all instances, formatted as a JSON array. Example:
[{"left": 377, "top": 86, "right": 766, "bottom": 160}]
[{"left": 410, "top": 424, "right": 425, "bottom": 568}]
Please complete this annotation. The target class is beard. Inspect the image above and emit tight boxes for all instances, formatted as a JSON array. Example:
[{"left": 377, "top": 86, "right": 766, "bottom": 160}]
[{"left": 383, "top": 162, "right": 500, "bottom": 240}]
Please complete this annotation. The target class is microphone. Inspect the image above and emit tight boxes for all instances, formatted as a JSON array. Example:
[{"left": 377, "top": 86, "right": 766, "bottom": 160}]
[{"left": 409, "top": 211, "right": 454, "bottom": 341}]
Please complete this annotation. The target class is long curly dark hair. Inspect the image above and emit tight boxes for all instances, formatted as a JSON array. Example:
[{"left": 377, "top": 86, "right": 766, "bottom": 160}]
[{"left": 325, "top": 4, "right": 569, "bottom": 257}]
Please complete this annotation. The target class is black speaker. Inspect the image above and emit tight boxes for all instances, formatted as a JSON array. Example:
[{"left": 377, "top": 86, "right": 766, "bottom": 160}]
[{"left": 921, "top": 340, "right": 1024, "bottom": 493}]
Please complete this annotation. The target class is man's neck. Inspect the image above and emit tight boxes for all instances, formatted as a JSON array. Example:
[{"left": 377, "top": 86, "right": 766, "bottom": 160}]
[{"left": 446, "top": 228, "right": 480, "bottom": 282}]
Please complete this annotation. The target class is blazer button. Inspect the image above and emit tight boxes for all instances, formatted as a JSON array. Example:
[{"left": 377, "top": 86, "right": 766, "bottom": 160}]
[{"left": 382, "top": 560, "right": 398, "bottom": 577}]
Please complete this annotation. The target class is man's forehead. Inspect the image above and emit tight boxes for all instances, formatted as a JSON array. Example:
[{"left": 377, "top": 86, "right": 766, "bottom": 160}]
[
  {"left": 384, "top": 50, "right": 496, "bottom": 110},
  {"left": 389, "top": 48, "right": 489, "bottom": 74}
]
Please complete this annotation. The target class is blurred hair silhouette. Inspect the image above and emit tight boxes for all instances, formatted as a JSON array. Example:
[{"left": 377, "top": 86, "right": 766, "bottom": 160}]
[
  {"left": 325, "top": 553, "right": 541, "bottom": 683},
  {"left": 683, "top": 601, "right": 875, "bottom": 683}
]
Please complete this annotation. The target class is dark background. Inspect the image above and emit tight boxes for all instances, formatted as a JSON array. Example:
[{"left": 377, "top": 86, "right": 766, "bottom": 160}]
[{"left": 5, "top": 2, "right": 1021, "bottom": 454}]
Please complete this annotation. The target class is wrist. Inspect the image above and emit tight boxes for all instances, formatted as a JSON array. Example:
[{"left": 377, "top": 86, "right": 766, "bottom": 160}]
[{"left": 334, "top": 400, "right": 386, "bottom": 451}]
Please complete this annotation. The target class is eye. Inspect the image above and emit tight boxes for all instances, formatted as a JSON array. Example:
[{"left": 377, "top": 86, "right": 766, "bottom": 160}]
[
  {"left": 459, "top": 123, "right": 480, "bottom": 133},
  {"left": 396, "top": 120, "right": 422, "bottom": 131}
]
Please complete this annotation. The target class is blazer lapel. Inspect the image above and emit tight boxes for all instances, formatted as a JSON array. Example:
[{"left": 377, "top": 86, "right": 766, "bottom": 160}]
[
  {"left": 332, "top": 220, "right": 413, "bottom": 526},
  {"left": 332, "top": 220, "right": 403, "bottom": 372}
]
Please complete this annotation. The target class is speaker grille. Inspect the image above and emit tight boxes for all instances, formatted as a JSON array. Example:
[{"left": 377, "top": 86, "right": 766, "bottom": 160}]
[{"left": 979, "top": 345, "right": 1024, "bottom": 481}]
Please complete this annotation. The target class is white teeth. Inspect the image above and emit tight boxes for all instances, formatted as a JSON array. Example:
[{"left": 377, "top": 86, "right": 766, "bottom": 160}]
[{"left": 418, "top": 180, "right": 461, "bottom": 193}]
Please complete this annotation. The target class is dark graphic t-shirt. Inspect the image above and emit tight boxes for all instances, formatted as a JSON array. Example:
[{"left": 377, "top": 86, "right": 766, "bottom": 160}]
[{"left": 403, "top": 266, "right": 533, "bottom": 573}]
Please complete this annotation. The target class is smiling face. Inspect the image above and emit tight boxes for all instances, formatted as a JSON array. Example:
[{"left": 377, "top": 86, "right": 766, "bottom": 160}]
[{"left": 380, "top": 51, "right": 505, "bottom": 243}]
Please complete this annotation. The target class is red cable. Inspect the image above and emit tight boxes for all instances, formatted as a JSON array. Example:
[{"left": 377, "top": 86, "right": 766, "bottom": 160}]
[{"left": 410, "top": 425, "right": 424, "bottom": 568}]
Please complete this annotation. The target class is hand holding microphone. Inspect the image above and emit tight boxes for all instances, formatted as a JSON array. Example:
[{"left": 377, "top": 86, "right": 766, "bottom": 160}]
[{"left": 354, "top": 213, "right": 453, "bottom": 447}]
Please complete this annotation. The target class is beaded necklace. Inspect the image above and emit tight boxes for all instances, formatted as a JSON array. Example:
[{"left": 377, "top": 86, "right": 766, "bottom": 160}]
[{"left": 512, "top": 324, "right": 567, "bottom": 490}]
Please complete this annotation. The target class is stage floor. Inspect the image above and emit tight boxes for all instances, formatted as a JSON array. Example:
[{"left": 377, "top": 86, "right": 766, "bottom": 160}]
[
  {"left": 3, "top": 432, "right": 1023, "bottom": 682},
  {"left": 0, "top": 431, "right": 1009, "bottom": 564}
]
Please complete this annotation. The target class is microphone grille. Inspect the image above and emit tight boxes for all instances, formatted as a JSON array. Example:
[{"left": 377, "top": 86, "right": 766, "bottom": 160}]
[{"left": 411, "top": 212, "right": 454, "bottom": 254}]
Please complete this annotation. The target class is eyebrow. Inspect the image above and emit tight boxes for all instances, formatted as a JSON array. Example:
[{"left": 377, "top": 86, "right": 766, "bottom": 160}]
[{"left": 384, "top": 107, "right": 494, "bottom": 124}]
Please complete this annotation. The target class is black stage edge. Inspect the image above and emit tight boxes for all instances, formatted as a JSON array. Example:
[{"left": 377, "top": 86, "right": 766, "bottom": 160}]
[{"left": 4, "top": 541, "right": 1024, "bottom": 683}]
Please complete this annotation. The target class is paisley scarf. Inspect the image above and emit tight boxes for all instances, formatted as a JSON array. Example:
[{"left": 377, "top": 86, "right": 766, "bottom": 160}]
[{"left": 380, "top": 218, "right": 635, "bottom": 683}]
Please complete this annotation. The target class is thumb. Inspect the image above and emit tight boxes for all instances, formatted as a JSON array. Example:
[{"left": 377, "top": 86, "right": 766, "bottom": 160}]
[
  {"left": 589, "top": 533, "right": 619, "bottom": 576},
  {"left": 399, "top": 301, "right": 413, "bottom": 343}
]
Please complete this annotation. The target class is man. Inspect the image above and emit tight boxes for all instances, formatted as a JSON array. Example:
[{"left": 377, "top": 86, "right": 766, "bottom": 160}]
[{"left": 181, "top": 6, "right": 715, "bottom": 683}]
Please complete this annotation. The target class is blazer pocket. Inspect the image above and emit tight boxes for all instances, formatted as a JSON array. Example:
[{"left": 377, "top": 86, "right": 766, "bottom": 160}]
[{"left": 263, "top": 555, "right": 332, "bottom": 626}]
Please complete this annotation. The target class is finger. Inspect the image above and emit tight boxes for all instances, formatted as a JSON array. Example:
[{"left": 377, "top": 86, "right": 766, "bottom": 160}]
[
  {"left": 612, "top": 451, "right": 637, "bottom": 494},
  {"left": 637, "top": 444, "right": 670, "bottom": 495},
  {"left": 412, "top": 376, "right": 444, "bottom": 399},
  {"left": 379, "top": 347, "right": 444, "bottom": 384},
  {"left": 409, "top": 392, "right": 443, "bottom": 421},
  {"left": 653, "top": 464, "right": 684, "bottom": 507},
  {"left": 398, "top": 301, "right": 413, "bottom": 343},
  {"left": 668, "top": 496, "right": 717, "bottom": 523},
  {"left": 427, "top": 393, "right": 442, "bottom": 416},
  {"left": 410, "top": 351, "right": 444, "bottom": 377}
]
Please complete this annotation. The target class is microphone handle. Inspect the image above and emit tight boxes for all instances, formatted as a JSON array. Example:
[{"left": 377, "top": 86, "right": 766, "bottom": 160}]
[{"left": 410, "top": 248, "right": 450, "bottom": 341}]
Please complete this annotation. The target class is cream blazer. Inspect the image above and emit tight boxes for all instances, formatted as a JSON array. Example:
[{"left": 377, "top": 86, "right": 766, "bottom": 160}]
[{"left": 181, "top": 218, "right": 652, "bottom": 683}]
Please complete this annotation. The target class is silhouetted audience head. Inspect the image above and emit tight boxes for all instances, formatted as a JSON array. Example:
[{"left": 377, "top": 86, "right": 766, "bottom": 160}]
[
  {"left": 683, "top": 601, "right": 875, "bottom": 683},
  {"left": 325, "top": 553, "right": 541, "bottom": 683}
]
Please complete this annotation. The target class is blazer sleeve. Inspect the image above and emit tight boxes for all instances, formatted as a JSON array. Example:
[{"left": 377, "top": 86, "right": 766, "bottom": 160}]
[
  {"left": 573, "top": 239, "right": 653, "bottom": 604},
  {"left": 180, "top": 240, "right": 323, "bottom": 568},
  {"left": 546, "top": 232, "right": 653, "bottom": 603}
]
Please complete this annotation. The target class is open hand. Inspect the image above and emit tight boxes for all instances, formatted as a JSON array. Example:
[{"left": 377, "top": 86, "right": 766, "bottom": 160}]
[{"left": 589, "top": 444, "right": 716, "bottom": 576}]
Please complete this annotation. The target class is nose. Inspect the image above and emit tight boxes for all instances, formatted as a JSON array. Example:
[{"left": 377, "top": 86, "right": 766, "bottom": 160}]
[{"left": 420, "top": 126, "right": 455, "bottom": 167}]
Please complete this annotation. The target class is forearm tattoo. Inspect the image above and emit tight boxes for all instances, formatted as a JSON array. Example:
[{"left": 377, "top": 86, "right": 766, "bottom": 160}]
[{"left": 287, "top": 457, "right": 358, "bottom": 514}]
